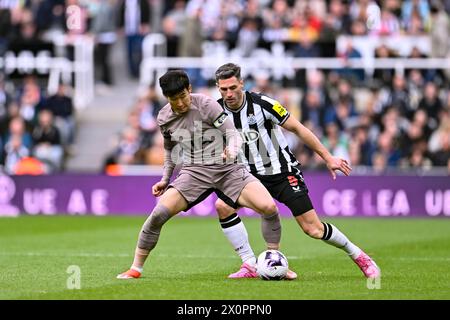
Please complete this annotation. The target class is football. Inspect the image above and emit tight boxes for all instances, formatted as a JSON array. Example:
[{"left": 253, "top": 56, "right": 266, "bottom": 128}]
[{"left": 256, "top": 250, "right": 289, "bottom": 280}]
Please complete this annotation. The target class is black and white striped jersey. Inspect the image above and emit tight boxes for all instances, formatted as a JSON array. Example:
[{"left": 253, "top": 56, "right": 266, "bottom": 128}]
[{"left": 218, "top": 91, "right": 299, "bottom": 175}]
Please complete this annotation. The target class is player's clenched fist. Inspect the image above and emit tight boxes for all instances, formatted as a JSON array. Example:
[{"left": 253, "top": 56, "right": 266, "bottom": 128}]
[{"left": 152, "top": 181, "right": 168, "bottom": 197}]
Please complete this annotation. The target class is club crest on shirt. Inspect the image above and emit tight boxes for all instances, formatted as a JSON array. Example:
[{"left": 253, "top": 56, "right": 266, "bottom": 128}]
[
  {"left": 213, "top": 112, "right": 228, "bottom": 128},
  {"left": 248, "top": 114, "right": 257, "bottom": 125}
]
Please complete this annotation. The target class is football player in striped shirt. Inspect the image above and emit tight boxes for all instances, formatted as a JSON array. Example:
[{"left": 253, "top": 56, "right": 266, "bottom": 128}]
[{"left": 214, "top": 63, "right": 380, "bottom": 279}]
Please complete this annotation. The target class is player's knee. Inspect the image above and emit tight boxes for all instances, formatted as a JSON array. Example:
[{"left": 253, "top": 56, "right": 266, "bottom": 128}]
[
  {"left": 215, "top": 200, "right": 235, "bottom": 220},
  {"left": 144, "top": 204, "right": 171, "bottom": 231},
  {"left": 302, "top": 223, "right": 324, "bottom": 239},
  {"left": 259, "top": 201, "right": 278, "bottom": 215}
]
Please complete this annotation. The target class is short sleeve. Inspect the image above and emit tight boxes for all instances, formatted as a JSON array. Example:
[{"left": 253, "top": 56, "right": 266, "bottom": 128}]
[
  {"left": 203, "top": 96, "right": 228, "bottom": 128},
  {"left": 259, "top": 95, "right": 290, "bottom": 125}
]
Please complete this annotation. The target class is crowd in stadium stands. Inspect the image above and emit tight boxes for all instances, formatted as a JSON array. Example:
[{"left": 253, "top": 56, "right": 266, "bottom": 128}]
[
  {"left": 1, "top": 0, "right": 449, "bottom": 174},
  {"left": 0, "top": 73, "right": 75, "bottom": 174}
]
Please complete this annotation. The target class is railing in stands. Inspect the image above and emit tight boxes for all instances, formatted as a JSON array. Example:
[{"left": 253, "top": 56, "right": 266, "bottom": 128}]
[{"left": 0, "top": 35, "right": 94, "bottom": 109}]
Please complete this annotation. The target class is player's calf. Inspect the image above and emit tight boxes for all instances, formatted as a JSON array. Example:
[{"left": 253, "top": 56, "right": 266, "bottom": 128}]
[{"left": 137, "top": 204, "right": 172, "bottom": 251}]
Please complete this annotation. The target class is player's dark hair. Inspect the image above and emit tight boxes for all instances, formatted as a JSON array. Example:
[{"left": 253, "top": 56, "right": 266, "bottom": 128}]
[
  {"left": 159, "top": 70, "right": 190, "bottom": 97},
  {"left": 215, "top": 63, "right": 241, "bottom": 82}
]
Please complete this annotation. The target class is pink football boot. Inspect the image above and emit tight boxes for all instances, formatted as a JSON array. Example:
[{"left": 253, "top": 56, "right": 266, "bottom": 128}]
[
  {"left": 353, "top": 251, "right": 381, "bottom": 278},
  {"left": 285, "top": 269, "right": 298, "bottom": 280},
  {"left": 228, "top": 262, "right": 258, "bottom": 279}
]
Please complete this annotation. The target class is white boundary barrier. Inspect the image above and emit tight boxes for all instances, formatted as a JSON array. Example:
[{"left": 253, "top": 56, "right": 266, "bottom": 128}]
[
  {"left": 139, "top": 33, "right": 450, "bottom": 90},
  {"left": 140, "top": 56, "right": 450, "bottom": 86},
  {"left": 0, "top": 36, "right": 94, "bottom": 109}
]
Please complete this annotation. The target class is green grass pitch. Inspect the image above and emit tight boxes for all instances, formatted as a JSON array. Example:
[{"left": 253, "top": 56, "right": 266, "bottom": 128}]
[{"left": 0, "top": 216, "right": 449, "bottom": 300}]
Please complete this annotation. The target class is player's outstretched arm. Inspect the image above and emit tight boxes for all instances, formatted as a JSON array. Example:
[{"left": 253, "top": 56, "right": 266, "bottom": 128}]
[{"left": 281, "top": 116, "right": 352, "bottom": 179}]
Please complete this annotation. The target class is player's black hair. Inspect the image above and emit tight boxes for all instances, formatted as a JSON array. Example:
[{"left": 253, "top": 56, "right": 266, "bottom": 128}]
[
  {"left": 159, "top": 70, "right": 190, "bottom": 97},
  {"left": 215, "top": 63, "right": 242, "bottom": 82}
]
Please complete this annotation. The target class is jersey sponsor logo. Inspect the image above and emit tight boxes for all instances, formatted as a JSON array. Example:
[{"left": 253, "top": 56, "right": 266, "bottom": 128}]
[
  {"left": 248, "top": 114, "right": 257, "bottom": 125},
  {"left": 272, "top": 102, "right": 287, "bottom": 117},
  {"left": 240, "top": 129, "right": 259, "bottom": 144},
  {"left": 213, "top": 112, "right": 228, "bottom": 128},
  {"left": 287, "top": 175, "right": 298, "bottom": 186}
]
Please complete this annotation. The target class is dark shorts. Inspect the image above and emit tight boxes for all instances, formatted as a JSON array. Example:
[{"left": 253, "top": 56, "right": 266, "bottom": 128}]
[{"left": 218, "top": 166, "right": 314, "bottom": 216}]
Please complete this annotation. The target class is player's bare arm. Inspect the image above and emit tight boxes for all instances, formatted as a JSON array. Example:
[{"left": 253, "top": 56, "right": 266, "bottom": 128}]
[{"left": 281, "top": 115, "right": 352, "bottom": 179}]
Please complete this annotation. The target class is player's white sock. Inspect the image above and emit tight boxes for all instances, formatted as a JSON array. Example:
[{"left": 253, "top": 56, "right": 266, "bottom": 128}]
[
  {"left": 321, "top": 222, "right": 362, "bottom": 259},
  {"left": 131, "top": 265, "right": 143, "bottom": 273},
  {"left": 220, "top": 213, "right": 256, "bottom": 266}
]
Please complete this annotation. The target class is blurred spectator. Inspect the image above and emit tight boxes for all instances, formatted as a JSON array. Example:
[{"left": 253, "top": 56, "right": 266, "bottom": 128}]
[
  {"left": 418, "top": 82, "right": 443, "bottom": 122},
  {"left": 376, "top": 131, "right": 402, "bottom": 166},
  {"left": 178, "top": 5, "right": 206, "bottom": 88},
  {"left": 406, "top": 46, "right": 428, "bottom": 77},
  {"left": 318, "top": 0, "right": 346, "bottom": 57},
  {"left": 300, "top": 89, "right": 328, "bottom": 135},
  {"left": 350, "top": 18, "right": 367, "bottom": 35},
  {"left": 349, "top": 0, "right": 378, "bottom": 23},
  {"left": 162, "top": 0, "right": 186, "bottom": 57},
  {"left": 373, "top": 7, "right": 401, "bottom": 36},
  {"left": 40, "top": 84, "right": 76, "bottom": 148},
  {"left": 402, "top": 136, "right": 432, "bottom": 168},
  {"left": 326, "top": 0, "right": 352, "bottom": 36},
  {"left": 428, "top": 110, "right": 450, "bottom": 166},
  {"left": 263, "top": 0, "right": 292, "bottom": 30},
  {"left": 91, "top": 0, "right": 119, "bottom": 87},
  {"left": 401, "top": 0, "right": 430, "bottom": 31},
  {"left": 145, "top": 131, "right": 164, "bottom": 165},
  {"left": 372, "top": 151, "right": 388, "bottom": 174},
  {"left": 31, "top": 110, "right": 64, "bottom": 172},
  {"left": 335, "top": 78, "right": 355, "bottom": 105},
  {"left": 293, "top": 31, "right": 320, "bottom": 87},
  {"left": 352, "top": 125, "right": 376, "bottom": 166},
  {"left": 3, "top": 133, "right": 29, "bottom": 174},
  {"left": 348, "top": 139, "right": 361, "bottom": 166},
  {"left": 336, "top": 37, "right": 364, "bottom": 83},
  {"left": 386, "top": 74, "right": 412, "bottom": 119},
  {"left": 119, "top": 0, "right": 151, "bottom": 78},
  {"left": 399, "top": 120, "right": 426, "bottom": 158},
  {"left": 379, "top": 106, "right": 406, "bottom": 139},
  {"left": 430, "top": 3, "right": 450, "bottom": 59},
  {"left": 325, "top": 97, "right": 359, "bottom": 132},
  {"left": 411, "top": 108, "right": 433, "bottom": 139},
  {"left": 34, "top": 0, "right": 66, "bottom": 41},
  {"left": 134, "top": 86, "right": 161, "bottom": 148},
  {"left": 17, "top": 75, "right": 46, "bottom": 131},
  {"left": 373, "top": 44, "right": 398, "bottom": 87},
  {"left": 103, "top": 126, "right": 141, "bottom": 170},
  {"left": 406, "top": 69, "right": 425, "bottom": 110},
  {"left": 236, "top": 17, "right": 261, "bottom": 57},
  {"left": 3, "top": 116, "right": 33, "bottom": 150},
  {"left": 321, "top": 122, "right": 349, "bottom": 160}
]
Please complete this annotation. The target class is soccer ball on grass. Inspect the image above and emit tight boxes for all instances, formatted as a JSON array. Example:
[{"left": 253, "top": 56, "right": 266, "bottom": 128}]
[{"left": 256, "top": 250, "right": 289, "bottom": 280}]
